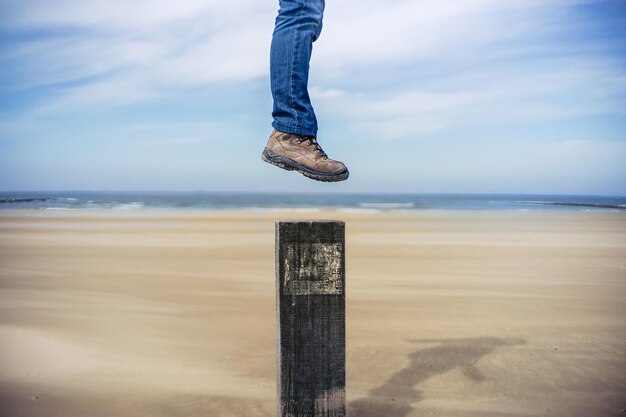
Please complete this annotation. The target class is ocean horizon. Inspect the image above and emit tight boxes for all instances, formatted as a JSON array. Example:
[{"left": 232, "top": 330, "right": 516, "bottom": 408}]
[{"left": 0, "top": 191, "right": 625, "bottom": 212}]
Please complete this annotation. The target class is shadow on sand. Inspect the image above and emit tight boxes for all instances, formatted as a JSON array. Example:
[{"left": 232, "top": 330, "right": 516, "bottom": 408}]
[{"left": 347, "top": 336, "right": 525, "bottom": 417}]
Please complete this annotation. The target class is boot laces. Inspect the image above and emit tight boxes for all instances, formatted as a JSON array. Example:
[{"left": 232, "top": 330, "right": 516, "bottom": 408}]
[{"left": 297, "top": 136, "right": 328, "bottom": 159}]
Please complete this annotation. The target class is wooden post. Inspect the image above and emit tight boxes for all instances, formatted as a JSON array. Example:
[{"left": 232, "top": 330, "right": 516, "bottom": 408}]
[{"left": 276, "top": 221, "right": 346, "bottom": 417}]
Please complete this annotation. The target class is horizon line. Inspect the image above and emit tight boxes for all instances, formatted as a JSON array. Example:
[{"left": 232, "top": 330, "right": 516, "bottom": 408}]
[{"left": 1, "top": 190, "right": 625, "bottom": 198}]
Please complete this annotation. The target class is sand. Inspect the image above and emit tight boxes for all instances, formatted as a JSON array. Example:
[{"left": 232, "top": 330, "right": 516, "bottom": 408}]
[{"left": 0, "top": 209, "right": 624, "bottom": 417}]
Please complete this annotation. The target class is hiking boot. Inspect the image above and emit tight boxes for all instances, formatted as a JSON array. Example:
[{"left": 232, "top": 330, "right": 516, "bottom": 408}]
[{"left": 262, "top": 129, "right": 349, "bottom": 182}]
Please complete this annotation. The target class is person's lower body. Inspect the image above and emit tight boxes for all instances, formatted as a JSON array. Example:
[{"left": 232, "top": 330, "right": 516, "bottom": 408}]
[
  {"left": 263, "top": 0, "right": 349, "bottom": 182},
  {"left": 270, "top": 0, "right": 324, "bottom": 137}
]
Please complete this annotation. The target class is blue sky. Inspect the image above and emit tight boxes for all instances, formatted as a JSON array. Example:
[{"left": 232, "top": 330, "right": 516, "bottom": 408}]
[{"left": 0, "top": 0, "right": 624, "bottom": 194}]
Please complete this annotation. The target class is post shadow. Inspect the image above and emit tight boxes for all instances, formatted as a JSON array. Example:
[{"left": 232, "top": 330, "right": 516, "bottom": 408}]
[{"left": 347, "top": 336, "right": 525, "bottom": 417}]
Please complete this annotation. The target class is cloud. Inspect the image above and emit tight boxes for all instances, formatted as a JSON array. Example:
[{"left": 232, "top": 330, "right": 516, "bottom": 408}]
[
  {"left": 2, "top": 0, "right": 623, "bottom": 124},
  {"left": 311, "top": 55, "right": 625, "bottom": 139},
  {"left": 1, "top": 0, "right": 624, "bottom": 194},
  {"left": 121, "top": 120, "right": 243, "bottom": 148},
  {"left": 1, "top": 0, "right": 265, "bottom": 31},
  {"left": 312, "top": 0, "right": 610, "bottom": 73},
  {"left": 1, "top": 0, "right": 276, "bottom": 113}
]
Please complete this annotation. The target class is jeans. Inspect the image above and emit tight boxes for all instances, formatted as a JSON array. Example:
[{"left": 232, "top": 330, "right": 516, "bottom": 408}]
[{"left": 270, "top": 0, "right": 325, "bottom": 137}]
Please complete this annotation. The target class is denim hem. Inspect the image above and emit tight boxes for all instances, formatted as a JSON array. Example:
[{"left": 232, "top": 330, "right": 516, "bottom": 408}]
[{"left": 272, "top": 120, "right": 317, "bottom": 137}]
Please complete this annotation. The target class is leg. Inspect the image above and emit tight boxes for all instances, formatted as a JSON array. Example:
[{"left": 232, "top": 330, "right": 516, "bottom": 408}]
[
  {"left": 270, "top": 0, "right": 325, "bottom": 137},
  {"left": 264, "top": 0, "right": 349, "bottom": 182}
]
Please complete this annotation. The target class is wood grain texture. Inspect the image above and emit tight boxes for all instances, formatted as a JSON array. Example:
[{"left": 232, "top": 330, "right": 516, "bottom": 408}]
[{"left": 276, "top": 221, "right": 346, "bottom": 417}]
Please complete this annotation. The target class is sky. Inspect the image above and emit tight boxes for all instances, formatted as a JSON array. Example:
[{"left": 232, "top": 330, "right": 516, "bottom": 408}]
[{"left": 0, "top": 0, "right": 624, "bottom": 195}]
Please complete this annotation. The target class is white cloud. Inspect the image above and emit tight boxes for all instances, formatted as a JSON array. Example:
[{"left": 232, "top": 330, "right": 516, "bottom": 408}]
[
  {"left": 309, "top": 87, "right": 346, "bottom": 99},
  {"left": 2, "top": 0, "right": 266, "bottom": 31},
  {"left": 310, "top": 54, "right": 625, "bottom": 139},
  {"left": 1, "top": 0, "right": 276, "bottom": 112},
  {"left": 122, "top": 120, "right": 243, "bottom": 148},
  {"left": 312, "top": 0, "right": 607, "bottom": 73},
  {"left": 1, "top": 0, "right": 624, "bottom": 139}
]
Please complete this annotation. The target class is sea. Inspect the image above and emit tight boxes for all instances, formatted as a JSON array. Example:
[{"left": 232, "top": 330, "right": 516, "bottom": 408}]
[{"left": 0, "top": 192, "right": 624, "bottom": 212}]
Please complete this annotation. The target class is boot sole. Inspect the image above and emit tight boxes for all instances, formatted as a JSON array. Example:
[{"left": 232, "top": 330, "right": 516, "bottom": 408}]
[{"left": 262, "top": 148, "right": 349, "bottom": 182}]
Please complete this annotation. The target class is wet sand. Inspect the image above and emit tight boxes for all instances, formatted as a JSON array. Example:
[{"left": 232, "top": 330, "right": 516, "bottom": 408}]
[{"left": 0, "top": 209, "right": 624, "bottom": 417}]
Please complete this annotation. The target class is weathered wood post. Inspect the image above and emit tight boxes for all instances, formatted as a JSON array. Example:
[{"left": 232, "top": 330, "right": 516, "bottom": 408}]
[{"left": 276, "top": 221, "right": 346, "bottom": 417}]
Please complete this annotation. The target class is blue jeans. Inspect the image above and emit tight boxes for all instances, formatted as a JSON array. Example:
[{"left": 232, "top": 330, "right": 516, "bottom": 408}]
[{"left": 270, "top": 0, "right": 325, "bottom": 137}]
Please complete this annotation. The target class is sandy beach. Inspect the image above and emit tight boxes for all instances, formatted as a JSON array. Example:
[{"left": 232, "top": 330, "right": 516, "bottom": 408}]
[{"left": 0, "top": 209, "right": 624, "bottom": 417}]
